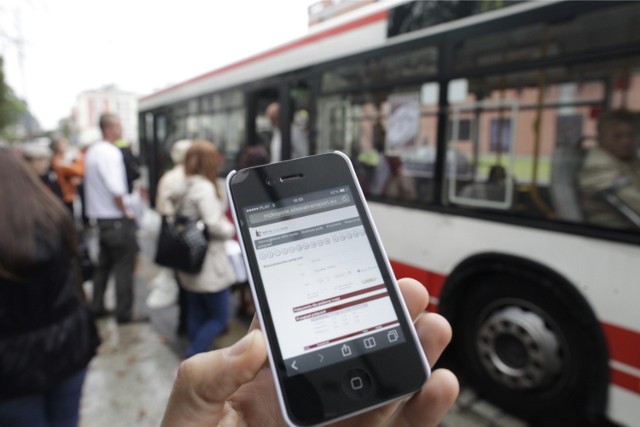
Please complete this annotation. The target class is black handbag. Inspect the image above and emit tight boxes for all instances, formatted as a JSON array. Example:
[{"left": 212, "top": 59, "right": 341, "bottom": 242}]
[{"left": 154, "top": 214, "right": 209, "bottom": 274}]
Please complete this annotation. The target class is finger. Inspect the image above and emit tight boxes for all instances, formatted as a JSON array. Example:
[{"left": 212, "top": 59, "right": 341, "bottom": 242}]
[
  {"left": 415, "top": 312, "right": 452, "bottom": 366},
  {"left": 248, "top": 314, "right": 260, "bottom": 332},
  {"left": 401, "top": 369, "right": 459, "bottom": 427},
  {"left": 397, "top": 278, "right": 429, "bottom": 320},
  {"left": 160, "top": 329, "right": 268, "bottom": 427}
]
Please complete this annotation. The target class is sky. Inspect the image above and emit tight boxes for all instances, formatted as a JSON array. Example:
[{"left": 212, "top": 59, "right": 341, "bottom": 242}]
[{"left": 0, "top": 0, "right": 313, "bottom": 130}]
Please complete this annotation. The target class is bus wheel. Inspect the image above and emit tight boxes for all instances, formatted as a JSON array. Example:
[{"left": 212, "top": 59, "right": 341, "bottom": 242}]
[{"left": 454, "top": 274, "right": 601, "bottom": 422}]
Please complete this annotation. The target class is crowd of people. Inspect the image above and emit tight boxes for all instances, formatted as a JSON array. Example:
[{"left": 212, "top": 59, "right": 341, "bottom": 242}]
[{"left": 0, "top": 111, "right": 461, "bottom": 426}]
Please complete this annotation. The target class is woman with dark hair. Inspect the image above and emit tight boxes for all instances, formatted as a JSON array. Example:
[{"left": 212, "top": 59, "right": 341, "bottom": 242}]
[
  {"left": 0, "top": 148, "right": 100, "bottom": 426},
  {"left": 171, "top": 140, "right": 236, "bottom": 357}
]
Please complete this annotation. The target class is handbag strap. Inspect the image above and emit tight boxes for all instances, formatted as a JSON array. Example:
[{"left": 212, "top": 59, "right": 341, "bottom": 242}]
[
  {"left": 173, "top": 181, "right": 191, "bottom": 216},
  {"left": 173, "top": 180, "right": 197, "bottom": 218}
]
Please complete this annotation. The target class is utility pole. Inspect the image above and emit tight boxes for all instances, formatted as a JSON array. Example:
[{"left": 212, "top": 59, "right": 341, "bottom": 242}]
[{"left": 0, "top": 3, "right": 27, "bottom": 99}]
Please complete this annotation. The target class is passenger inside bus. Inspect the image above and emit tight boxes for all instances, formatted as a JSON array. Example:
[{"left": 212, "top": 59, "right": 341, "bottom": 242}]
[
  {"left": 578, "top": 109, "right": 640, "bottom": 230},
  {"left": 266, "top": 102, "right": 281, "bottom": 163},
  {"left": 265, "top": 102, "right": 310, "bottom": 162},
  {"left": 459, "top": 164, "right": 513, "bottom": 204}
]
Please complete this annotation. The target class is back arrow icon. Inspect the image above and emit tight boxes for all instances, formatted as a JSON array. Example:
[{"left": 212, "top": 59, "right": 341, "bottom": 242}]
[{"left": 291, "top": 360, "right": 299, "bottom": 370}]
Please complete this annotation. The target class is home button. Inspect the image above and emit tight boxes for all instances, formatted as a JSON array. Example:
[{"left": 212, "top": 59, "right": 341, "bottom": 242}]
[{"left": 343, "top": 369, "right": 373, "bottom": 399}]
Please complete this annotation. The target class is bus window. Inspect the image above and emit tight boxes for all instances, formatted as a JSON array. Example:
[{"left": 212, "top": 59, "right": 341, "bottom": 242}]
[
  {"left": 200, "top": 114, "right": 215, "bottom": 143},
  {"left": 446, "top": 54, "right": 640, "bottom": 231},
  {"left": 454, "top": 2, "right": 640, "bottom": 74},
  {"left": 611, "top": 67, "right": 640, "bottom": 111},
  {"left": 224, "top": 108, "right": 245, "bottom": 171},
  {"left": 191, "top": 90, "right": 245, "bottom": 172},
  {"left": 186, "top": 116, "right": 199, "bottom": 139},
  {"left": 318, "top": 83, "right": 440, "bottom": 204},
  {"left": 449, "top": 98, "right": 517, "bottom": 210},
  {"left": 391, "top": 86, "right": 440, "bottom": 203},
  {"left": 321, "top": 46, "right": 438, "bottom": 93},
  {"left": 317, "top": 96, "right": 349, "bottom": 154},
  {"left": 290, "top": 84, "right": 311, "bottom": 159}
]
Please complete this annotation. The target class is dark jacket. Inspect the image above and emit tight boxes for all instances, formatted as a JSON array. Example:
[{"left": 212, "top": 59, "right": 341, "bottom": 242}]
[
  {"left": 0, "top": 238, "right": 100, "bottom": 400},
  {"left": 120, "top": 146, "right": 141, "bottom": 194}
]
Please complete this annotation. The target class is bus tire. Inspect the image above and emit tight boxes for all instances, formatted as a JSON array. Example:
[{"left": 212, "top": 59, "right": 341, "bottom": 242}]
[{"left": 452, "top": 272, "right": 605, "bottom": 425}]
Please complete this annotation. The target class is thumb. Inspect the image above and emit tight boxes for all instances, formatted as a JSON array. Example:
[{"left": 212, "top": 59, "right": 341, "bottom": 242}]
[{"left": 161, "top": 329, "right": 268, "bottom": 427}]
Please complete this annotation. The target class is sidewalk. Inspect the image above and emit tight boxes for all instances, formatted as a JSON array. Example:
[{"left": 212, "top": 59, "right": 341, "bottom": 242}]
[{"left": 79, "top": 243, "right": 249, "bottom": 427}]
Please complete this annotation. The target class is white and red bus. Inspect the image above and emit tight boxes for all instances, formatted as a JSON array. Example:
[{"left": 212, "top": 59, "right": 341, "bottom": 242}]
[{"left": 139, "top": 1, "right": 640, "bottom": 425}]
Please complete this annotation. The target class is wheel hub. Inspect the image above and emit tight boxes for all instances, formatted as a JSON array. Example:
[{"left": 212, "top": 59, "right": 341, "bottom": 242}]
[{"left": 476, "top": 305, "right": 562, "bottom": 390}]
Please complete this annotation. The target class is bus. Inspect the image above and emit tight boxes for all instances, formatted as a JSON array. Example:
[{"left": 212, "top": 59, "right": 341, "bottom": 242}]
[{"left": 138, "top": 1, "right": 640, "bottom": 425}]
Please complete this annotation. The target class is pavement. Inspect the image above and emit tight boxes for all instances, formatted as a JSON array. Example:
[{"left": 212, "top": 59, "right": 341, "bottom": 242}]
[{"left": 78, "top": 232, "right": 251, "bottom": 427}]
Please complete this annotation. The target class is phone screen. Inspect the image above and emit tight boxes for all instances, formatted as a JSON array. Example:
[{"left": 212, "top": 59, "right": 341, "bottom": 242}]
[
  {"left": 242, "top": 185, "right": 406, "bottom": 376},
  {"left": 228, "top": 152, "right": 428, "bottom": 426}
]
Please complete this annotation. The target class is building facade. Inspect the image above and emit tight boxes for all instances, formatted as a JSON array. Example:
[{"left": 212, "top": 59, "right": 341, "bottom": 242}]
[{"left": 74, "top": 85, "right": 138, "bottom": 149}]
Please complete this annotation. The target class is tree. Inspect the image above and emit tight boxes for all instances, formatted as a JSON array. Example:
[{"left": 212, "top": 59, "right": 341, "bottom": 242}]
[
  {"left": 0, "top": 56, "right": 27, "bottom": 140},
  {"left": 57, "top": 117, "right": 74, "bottom": 140}
]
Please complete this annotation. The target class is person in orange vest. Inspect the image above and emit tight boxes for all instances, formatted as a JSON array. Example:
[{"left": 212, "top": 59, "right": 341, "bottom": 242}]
[{"left": 50, "top": 138, "right": 84, "bottom": 215}]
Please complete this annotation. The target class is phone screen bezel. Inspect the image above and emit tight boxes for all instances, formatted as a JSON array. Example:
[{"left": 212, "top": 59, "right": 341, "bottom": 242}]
[{"left": 227, "top": 152, "right": 429, "bottom": 426}]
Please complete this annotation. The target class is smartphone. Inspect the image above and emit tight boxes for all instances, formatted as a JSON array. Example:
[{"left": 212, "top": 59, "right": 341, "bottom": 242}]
[{"left": 226, "top": 151, "right": 429, "bottom": 426}]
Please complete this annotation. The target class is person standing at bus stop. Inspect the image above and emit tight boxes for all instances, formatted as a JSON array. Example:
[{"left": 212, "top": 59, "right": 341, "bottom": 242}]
[
  {"left": 50, "top": 137, "right": 84, "bottom": 215},
  {"left": 84, "top": 113, "right": 142, "bottom": 323},
  {"left": 579, "top": 109, "right": 640, "bottom": 229},
  {"left": 150, "top": 139, "right": 193, "bottom": 335},
  {"left": 175, "top": 140, "right": 236, "bottom": 358},
  {"left": 0, "top": 147, "right": 99, "bottom": 427}
]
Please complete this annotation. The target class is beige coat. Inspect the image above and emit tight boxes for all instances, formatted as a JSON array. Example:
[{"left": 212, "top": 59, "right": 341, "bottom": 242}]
[
  {"left": 173, "top": 176, "right": 236, "bottom": 293},
  {"left": 579, "top": 147, "right": 640, "bottom": 229},
  {"left": 155, "top": 165, "right": 186, "bottom": 216}
]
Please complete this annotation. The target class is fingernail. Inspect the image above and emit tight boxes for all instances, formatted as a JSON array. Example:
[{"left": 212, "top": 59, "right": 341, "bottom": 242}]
[{"left": 227, "top": 330, "right": 256, "bottom": 358}]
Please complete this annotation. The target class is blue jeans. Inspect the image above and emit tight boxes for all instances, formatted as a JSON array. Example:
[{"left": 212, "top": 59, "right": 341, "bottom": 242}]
[
  {"left": 185, "top": 288, "right": 232, "bottom": 358},
  {"left": 0, "top": 368, "right": 87, "bottom": 427}
]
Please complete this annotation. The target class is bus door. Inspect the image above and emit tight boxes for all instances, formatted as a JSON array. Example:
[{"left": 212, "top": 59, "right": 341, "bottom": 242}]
[
  {"left": 246, "top": 79, "right": 313, "bottom": 163},
  {"left": 141, "top": 111, "right": 169, "bottom": 207}
]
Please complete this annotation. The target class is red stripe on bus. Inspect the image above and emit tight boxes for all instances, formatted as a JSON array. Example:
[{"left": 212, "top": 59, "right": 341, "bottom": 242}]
[
  {"left": 141, "top": 10, "right": 388, "bottom": 102},
  {"left": 390, "top": 260, "right": 445, "bottom": 299},
  {"left": 602, "top": 323, "right": 640, "bottom": 371},
  {"left": 611, "top": 368, "right": 640, "bottom": 395}
]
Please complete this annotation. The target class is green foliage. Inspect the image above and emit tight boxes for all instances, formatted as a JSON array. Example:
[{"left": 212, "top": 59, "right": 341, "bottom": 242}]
[
  {"left": 57, "top": 117, "right": 74, "bottom": 140},
  {"left": 0, "top": 56, "right": 27, "bottom": 140}
]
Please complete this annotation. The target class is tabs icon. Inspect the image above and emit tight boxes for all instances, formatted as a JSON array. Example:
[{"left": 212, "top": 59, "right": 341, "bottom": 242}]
[{"left": 387, "top": 330, "right": 399, "bottom": 343}]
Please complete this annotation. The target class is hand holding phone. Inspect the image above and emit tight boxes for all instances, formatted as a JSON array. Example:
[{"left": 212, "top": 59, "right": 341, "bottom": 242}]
[
  {"left": 225, "top": 152, "right": 437, "bottom": 425},
  {"left": 160, "top": 278, "right": 459, "bottom": 427}
]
